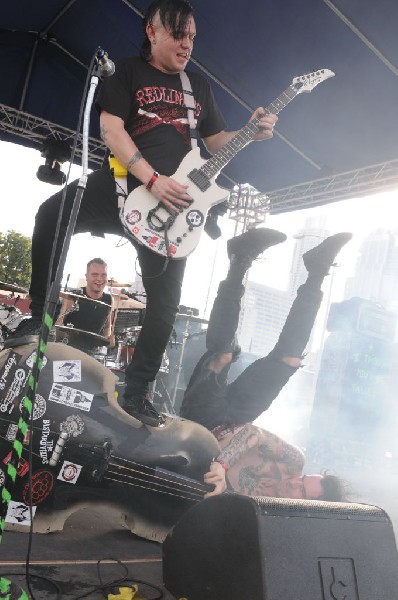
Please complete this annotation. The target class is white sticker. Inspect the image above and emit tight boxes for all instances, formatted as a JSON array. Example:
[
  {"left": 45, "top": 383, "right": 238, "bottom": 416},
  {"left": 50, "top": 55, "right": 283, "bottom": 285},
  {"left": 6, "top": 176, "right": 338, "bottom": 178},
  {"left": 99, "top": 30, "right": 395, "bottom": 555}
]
[
  {"left": 57, "top": 461, "right": 82, "bottom": 484},
  {"left": 53, "top": 360, "right": 81, "bottom": 383},
  {"left": 39, "top": 419, "right": 54, "bottom": 465},
  {"left": 49, "top": 383, "right": 93, "bottom": 412},
  {"left": 60, "top": 414, "right": 85, "bottom": 437},
  {"left": 6, "top": 501, "right": 37, "bottom": 525},
  {"left": 0, "top": 368, "right": 29, "bottom": 414},
  {"left": 20, "top": 393, "right": 47, "bottom": 421},
  {"left": 6, "top": 423, "right": 18, "bottom": 441}
]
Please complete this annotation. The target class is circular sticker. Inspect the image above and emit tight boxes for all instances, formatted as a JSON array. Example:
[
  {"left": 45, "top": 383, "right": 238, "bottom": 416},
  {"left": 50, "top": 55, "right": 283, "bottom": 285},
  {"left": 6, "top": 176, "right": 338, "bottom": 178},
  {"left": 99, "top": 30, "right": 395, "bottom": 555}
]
[
  {"left": 60, "top": 414, "right": 85, "bottom": 437},
  {"left": 62, "top": 463, "right": 78, "bottom": 481},
  {"left": 22, "top": 470, "right": 54, "bottom": 505},
  {"left": 125, "top": 209, "right": 141, "bottom": 225},
  {"left": 19, "top": 393, "right": 47, "bottom": 420},
  {"left": 186, "top": 210, "right": 204, "bottom": 228}
]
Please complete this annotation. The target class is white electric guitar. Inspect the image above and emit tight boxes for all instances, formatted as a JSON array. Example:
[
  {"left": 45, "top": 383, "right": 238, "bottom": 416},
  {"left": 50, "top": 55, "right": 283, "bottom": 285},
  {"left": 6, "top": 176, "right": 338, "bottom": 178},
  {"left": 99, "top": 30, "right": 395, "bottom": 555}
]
[{"left": 121, "top": 69, "right": 335, "bottom": 259}]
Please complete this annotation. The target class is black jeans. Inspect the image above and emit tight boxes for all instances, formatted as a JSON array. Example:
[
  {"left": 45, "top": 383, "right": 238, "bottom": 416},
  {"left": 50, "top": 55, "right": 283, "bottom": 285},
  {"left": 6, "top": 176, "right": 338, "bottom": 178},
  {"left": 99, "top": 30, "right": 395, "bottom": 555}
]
[
  {"left": 30, "top": 168, "right": 186, "bottom": 388},
  {"left": 180, "top": 278, "right": 323, "bottom": 429}
]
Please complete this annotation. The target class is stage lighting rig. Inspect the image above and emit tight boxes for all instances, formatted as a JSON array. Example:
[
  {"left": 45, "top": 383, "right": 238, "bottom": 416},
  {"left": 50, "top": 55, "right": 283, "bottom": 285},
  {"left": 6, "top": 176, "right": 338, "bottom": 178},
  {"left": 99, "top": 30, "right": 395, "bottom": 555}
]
[{"left": 36, "top": 137, "right": 71, "bottom": 185}]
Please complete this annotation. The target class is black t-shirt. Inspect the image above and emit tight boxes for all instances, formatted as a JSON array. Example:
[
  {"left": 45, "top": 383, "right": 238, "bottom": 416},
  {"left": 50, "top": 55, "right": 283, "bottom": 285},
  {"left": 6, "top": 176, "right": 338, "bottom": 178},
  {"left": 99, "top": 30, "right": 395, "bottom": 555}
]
[
  {"left": 63, "top": 288, "right": 112, "bottom": 336},
  {"left": 96, "top": 57, "right": 226, "bottom": 187}
]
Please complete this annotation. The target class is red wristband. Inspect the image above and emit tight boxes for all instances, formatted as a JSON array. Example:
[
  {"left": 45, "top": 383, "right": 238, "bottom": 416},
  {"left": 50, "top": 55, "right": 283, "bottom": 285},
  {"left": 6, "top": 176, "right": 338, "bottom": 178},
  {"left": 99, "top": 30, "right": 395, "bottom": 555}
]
[{"left": 146, "top": 171, "right": 159, "bottom": 191}]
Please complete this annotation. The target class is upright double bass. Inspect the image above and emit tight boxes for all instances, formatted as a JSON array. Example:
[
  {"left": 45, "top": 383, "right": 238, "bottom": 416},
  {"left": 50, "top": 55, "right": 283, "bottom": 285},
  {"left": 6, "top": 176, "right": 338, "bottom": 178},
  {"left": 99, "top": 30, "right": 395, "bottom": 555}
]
[{"left": 0, "top": 342, "right": 220, "bottom": 542}]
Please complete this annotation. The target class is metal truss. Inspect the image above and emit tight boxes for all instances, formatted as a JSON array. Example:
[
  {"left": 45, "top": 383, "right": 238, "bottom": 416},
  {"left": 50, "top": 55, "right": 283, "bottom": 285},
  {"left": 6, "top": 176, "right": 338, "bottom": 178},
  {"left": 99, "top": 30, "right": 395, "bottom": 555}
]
[
  {"left": 0, "top": 104, "right": 107, "bottom": 167},
  {"left": 263, "top": 160, "right": 398, "bottom": 214},
  {"left": 1, "top": 104, "right": 398, "bottom": 217}
]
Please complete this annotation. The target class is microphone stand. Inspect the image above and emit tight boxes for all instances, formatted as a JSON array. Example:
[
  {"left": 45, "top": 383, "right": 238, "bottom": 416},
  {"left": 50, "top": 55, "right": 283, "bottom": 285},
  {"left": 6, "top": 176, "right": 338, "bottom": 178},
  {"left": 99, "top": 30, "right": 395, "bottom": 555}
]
[{"left": 0, "top": 58, "right": 107, "bottom": 531}]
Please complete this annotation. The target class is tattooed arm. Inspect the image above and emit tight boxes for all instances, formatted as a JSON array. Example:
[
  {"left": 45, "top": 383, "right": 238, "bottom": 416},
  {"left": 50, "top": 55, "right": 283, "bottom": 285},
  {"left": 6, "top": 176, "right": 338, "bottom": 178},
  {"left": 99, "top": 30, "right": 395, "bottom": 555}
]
[
  {"left": 100, "top": 111, "right": 153, "bottom": 184},
  {"left": 100, "top": 111, "right": 191, "bottom": 211},
  {"left": 217, "top": 424, "right": 305, "bottom": 475}
]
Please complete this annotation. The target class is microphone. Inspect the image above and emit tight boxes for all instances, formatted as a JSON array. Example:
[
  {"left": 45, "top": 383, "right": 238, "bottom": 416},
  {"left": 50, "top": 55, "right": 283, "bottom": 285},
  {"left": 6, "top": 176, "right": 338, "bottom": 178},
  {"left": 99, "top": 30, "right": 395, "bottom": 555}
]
[
  {"left": 64, "top": 274, "right": 70, "bottom": 291},
  {"left": 121, "top": 289, "right": 145, "bottom": 301},
  {"left": 96, "top": 47, "right": 115, "bottom": 77}
]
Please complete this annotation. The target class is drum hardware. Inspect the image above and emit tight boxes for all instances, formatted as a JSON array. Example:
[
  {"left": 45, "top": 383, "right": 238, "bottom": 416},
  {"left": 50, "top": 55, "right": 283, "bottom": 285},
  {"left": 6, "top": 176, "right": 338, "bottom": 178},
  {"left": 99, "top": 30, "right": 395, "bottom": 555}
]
[
  {"left": 107, "top": 280, "right": 133, "bottom": 287},
  {"left": 170, "top": 311, "right": 208, "bottom": 409}
]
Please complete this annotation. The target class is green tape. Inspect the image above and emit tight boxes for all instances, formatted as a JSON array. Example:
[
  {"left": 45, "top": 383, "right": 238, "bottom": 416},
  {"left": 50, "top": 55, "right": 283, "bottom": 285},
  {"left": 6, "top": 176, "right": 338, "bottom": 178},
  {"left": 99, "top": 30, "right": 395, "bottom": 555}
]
[
  {"left": 13, "top": 440, "right": 22, "bottom": 457},
  {"left": 22, "top": 395, "right": 32, "bottom": 414},
  {"left": 17, "top": 418, "right": 27, "bottom": 436},
  {"left": 7, "top": 464, "right": 16, "bottom": 483},
  {"left": 2, "top": 488, "right": 11, "bottom": 504},
  {"left": 44, "top": 313, "right": 52, "bottom": 328}
]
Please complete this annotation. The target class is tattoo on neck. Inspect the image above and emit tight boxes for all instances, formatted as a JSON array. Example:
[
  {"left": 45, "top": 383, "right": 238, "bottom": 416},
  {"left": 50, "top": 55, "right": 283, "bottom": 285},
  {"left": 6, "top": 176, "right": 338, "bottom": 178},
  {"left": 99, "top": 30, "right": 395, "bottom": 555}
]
[{"left": 127, "top": 150, "right": 143, "bottom": 170}]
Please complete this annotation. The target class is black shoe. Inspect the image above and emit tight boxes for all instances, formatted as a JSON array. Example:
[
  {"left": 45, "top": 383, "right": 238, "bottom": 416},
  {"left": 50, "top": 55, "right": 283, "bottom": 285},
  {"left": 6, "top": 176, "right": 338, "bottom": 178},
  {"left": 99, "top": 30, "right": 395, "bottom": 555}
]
[
  {"left": 123, "top": 393, "right": 165, "bottom": 427},
  {"left": 303, "top": 232, "right": 353, "bottom": 275},
  {"left": 227, "top": 227, "right": 287, "bottom": 262},
  {"left": 204, "top": 201, "right": 229, "bottom": 240},
  {"left": 204, "top": 213, "right": 222, "bottom": 240},
  {"left": 3, "top": 316, "right": 42, "bottom": 348}
]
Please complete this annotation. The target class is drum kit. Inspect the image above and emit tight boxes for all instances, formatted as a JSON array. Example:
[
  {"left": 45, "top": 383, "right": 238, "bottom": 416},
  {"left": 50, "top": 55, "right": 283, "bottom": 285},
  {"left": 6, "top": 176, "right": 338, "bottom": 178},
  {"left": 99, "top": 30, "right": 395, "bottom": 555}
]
[
  {"left": 0, "top": 281, "right": 29, "bottom": 346},
  {"left": 0, "top": 281, "right": 209, "bottom": 415}
]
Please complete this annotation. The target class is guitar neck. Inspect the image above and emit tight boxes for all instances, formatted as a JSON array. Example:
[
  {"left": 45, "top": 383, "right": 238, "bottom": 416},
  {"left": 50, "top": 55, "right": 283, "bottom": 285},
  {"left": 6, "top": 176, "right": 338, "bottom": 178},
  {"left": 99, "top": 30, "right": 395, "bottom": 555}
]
[{"left": 201, "top": 84, "right": 299, "bottom": 180}]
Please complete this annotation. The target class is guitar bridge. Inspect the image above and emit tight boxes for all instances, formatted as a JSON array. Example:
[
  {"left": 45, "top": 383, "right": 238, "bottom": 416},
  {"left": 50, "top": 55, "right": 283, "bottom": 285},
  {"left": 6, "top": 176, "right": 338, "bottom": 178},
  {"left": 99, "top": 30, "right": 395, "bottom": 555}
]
[{"left": 147, "top": 204, "right": 176, "bottom": 232}]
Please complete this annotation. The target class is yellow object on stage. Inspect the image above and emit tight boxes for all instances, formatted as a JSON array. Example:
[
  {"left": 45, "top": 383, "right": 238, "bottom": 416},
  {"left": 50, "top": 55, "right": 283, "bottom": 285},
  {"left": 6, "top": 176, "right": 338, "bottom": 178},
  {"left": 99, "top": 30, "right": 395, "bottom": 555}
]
[{"left": 109, "top": 156, "right": 128, "bottom": 177}]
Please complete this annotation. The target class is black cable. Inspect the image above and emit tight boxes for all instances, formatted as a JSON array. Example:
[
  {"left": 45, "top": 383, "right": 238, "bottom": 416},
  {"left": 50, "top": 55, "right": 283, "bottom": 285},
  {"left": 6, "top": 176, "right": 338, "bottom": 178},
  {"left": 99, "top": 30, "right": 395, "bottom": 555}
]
[
  {"left": 0, "top": 571, "right": 62, "bottom": 598},
  {"left": 69, "top": 557, "right": 164, "bottom": 600}
]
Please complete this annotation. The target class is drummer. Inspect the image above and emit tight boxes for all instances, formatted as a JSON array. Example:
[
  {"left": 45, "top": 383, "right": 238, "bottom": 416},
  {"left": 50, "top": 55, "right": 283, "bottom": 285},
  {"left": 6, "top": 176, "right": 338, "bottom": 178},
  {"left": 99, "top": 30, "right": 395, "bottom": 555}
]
[{"left": 57, "top": 258, "right": 115, "bottom": 350}]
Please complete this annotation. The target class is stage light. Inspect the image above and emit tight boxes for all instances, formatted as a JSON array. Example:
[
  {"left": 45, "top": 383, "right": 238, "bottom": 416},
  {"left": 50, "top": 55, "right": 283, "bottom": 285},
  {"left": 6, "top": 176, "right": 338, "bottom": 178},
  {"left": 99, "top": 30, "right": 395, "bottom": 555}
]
[{"left": 36, "top": 137, "right": 71, "bottom": 185}]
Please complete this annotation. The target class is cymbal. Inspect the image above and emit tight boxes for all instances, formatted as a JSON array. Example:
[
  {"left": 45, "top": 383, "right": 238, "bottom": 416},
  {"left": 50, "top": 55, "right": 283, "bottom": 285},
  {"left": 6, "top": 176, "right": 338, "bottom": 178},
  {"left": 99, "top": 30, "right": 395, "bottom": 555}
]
[
  {"left": 55, "top": 325, "right": 109, "bottom": 346},
  {"left": 176, "top": 313, "right": 209, "bottom": 324},
  {"left": 107, "top": 280, "right": 132, "bottom": 287},
  {"left": 59, "top": 291, "right": 111, "bottom": 308},
  {"left": 0, "top": 282, "right": 28, "bottom": 294}
]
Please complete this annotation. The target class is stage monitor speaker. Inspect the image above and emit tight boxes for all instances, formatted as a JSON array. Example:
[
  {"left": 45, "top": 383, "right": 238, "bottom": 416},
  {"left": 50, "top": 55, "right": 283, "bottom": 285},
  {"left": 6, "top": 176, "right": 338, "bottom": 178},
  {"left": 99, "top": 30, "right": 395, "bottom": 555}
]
[{"left": 163, "top": 494, "right": 398, "bottom": 600}]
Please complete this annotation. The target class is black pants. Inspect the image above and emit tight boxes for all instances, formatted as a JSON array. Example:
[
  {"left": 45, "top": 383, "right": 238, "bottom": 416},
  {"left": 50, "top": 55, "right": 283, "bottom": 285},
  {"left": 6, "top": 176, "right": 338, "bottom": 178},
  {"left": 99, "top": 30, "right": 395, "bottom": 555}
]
[
  {"left": 30, "top": 168, "right": 186, "bottom": 389},
  {"left": 180, "top": 277, "right": 323, "bottom": 429}
]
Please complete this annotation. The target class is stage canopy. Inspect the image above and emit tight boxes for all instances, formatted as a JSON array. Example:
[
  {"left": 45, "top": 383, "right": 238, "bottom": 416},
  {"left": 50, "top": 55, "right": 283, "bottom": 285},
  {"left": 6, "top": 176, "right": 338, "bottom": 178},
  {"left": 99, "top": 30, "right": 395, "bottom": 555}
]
[{"left": 1, "top": 0, "right": 398, "bottom": 213}]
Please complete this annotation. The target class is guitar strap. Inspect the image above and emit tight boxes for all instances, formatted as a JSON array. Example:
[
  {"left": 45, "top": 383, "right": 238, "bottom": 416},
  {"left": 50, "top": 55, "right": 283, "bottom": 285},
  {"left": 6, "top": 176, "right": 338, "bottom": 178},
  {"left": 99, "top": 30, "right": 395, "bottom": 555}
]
[{"left": 179, "top": 71, "right": 198, "bottom": 149}]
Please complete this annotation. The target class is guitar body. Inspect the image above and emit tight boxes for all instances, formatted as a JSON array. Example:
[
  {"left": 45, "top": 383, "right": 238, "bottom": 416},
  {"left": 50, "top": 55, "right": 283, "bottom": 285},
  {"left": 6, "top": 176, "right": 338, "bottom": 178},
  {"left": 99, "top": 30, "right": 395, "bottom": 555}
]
[
  {"left": 121, "top": 147, "right": 229, "bottom": 259},
  {"left": 0, "top": 343, "right": 220, "bottom": 542}
]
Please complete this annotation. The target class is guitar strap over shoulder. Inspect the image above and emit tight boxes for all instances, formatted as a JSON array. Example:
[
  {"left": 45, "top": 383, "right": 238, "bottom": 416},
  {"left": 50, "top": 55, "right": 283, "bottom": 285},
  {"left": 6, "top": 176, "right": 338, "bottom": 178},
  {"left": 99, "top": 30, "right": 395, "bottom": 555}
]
[{"left": 180, "top": 71, "right": 198, "bottom": 149}]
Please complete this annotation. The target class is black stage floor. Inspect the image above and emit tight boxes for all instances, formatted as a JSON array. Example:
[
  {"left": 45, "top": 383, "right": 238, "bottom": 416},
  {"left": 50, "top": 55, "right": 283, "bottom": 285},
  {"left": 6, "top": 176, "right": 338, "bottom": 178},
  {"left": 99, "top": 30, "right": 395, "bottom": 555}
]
[{"left": 0, "top": 506, "right": 176, "bottom": 599}]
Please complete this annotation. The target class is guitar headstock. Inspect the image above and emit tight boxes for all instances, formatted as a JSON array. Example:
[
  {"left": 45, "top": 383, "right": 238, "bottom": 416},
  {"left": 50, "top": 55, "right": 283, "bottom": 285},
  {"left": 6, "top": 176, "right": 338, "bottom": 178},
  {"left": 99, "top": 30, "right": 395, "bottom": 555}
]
[{"left": 292, "top": 69, "right": 335, "bottom": 93}]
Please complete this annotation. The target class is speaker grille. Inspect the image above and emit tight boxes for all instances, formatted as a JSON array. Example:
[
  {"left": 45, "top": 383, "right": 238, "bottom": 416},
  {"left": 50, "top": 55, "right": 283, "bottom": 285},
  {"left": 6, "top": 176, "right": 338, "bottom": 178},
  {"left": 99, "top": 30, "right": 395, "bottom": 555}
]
[{"left": 251, "top": 495, "right": 388, "bottom": 520}]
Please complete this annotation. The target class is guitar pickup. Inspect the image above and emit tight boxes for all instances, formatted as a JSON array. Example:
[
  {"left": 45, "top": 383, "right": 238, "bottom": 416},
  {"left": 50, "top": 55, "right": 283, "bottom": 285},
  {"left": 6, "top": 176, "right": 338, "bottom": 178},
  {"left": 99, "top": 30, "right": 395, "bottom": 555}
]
[{"left": 187, "top": 168, "right": 211, "bottom": 192}]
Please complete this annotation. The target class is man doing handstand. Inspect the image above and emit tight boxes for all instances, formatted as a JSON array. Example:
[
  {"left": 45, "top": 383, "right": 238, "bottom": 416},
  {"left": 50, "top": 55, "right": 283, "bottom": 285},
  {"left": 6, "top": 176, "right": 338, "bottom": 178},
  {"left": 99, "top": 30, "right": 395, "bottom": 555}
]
[{"left": 180, "top": 228, "right": 352, "bottom": 500}]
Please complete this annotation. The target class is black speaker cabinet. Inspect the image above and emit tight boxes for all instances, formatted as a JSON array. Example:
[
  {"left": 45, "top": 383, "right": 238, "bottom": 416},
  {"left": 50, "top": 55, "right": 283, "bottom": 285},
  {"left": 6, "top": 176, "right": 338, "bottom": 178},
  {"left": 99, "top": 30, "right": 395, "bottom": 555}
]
[{"left": 163, "top": 494, "right": 398, "bottom": 600}]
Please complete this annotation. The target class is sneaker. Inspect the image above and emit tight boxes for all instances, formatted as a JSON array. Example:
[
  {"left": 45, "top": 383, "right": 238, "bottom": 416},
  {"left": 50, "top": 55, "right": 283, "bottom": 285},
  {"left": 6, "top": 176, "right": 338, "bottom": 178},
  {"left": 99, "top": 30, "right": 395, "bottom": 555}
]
[
  {"left": 303, "top": 232, "right": 353, "bottom": 275},
  {"left": 227, "top": 227, "right": 287, "bottom": 263},
  {"left": 3, "top": 316, "right": 42, "bottom": 348},
  {"left": 123, "top": 391, "right": 165, "bottom": 427}
]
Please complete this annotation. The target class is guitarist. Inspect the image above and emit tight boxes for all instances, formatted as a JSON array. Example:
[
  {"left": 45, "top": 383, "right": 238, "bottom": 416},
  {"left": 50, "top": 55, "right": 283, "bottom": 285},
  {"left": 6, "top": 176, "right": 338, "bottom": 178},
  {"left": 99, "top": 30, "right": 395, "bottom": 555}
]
[
  {"left": 5, "top": 0, "right": 278, "bottom": 428},
  {"left": 179, "top": 228, "right": 352, "bottom": 501}
]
